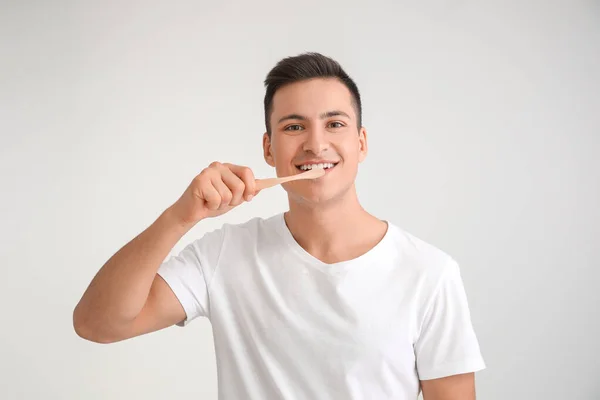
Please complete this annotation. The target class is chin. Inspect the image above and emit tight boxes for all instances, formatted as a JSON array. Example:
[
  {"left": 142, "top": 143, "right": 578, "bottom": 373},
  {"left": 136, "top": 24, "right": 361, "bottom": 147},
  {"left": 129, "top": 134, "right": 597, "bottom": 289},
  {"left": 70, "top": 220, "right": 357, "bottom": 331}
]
[{"left": 284, "top": 183, "right": 345, "bottom": 207}]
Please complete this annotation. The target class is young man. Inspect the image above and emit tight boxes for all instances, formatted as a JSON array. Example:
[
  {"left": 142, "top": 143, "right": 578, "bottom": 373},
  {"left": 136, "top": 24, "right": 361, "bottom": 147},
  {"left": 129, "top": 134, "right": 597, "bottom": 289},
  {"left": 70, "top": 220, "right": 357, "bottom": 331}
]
[{"left": 74, "top": 53, "right": 485, "bottom": 399}]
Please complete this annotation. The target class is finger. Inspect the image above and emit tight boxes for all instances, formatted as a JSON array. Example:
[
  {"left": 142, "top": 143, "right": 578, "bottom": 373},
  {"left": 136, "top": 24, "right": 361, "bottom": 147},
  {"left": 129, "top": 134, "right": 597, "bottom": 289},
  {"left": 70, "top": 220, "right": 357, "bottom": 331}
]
[
  {"left": 219, "top": 166, "right": 246, "bottom": 206},
  {"left": 201, "top": 183, "right": 222, "bottom": 211},
  {"left": 225, "top": 164, "right": 256, "bottom": 201},
  {"left": 210, "top": 175, "right": 233, "bottom": 208}
]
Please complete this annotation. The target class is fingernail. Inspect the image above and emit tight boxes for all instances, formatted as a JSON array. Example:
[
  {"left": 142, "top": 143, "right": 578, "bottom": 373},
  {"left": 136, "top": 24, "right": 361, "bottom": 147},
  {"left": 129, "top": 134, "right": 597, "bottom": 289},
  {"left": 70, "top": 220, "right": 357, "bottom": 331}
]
[{"left": 247, "top": 194, "right": 253, "bottom": 201}]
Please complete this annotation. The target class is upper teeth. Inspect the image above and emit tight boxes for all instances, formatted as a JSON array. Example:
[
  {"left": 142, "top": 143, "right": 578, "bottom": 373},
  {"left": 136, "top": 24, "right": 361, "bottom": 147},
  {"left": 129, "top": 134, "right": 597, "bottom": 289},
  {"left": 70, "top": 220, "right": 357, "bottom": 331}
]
[{"left": 300, "top": 163, "right": 335, "bottom": 171}]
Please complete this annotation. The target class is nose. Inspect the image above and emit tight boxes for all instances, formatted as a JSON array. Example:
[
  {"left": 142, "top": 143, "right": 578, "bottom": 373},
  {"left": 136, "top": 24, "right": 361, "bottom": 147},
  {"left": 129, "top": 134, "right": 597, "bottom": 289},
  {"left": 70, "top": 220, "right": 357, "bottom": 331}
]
[{"left": 302, "top": 126, "right": 329, "bottom": 155}]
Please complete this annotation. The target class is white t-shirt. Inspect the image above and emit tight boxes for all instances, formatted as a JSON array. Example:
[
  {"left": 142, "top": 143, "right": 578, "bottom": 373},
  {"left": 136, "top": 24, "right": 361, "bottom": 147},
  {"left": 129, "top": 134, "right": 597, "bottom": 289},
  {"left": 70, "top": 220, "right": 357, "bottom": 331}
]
[{"left": 157, "top": 213, "right": 485, "bottom": 399}]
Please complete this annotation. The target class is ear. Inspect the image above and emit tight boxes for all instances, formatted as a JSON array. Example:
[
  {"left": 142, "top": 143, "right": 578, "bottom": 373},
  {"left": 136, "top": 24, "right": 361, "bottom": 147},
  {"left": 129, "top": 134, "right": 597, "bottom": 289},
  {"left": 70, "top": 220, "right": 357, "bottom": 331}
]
[
  {"left": 263, "top": 132, "right": 276, "bottom": 167},
  {"left": 358, "top": 126, "right": 368, "bottom": 163}
]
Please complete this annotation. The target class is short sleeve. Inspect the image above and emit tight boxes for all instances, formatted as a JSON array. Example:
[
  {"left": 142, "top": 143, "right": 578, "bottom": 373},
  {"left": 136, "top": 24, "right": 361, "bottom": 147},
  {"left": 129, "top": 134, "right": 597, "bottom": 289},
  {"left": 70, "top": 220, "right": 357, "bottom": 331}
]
[
  {"left": 157, "top": 227, "right": 225, "bottom": 327},
  {"left": 414, "top": 259, "right": 486, "bottom": 380}
]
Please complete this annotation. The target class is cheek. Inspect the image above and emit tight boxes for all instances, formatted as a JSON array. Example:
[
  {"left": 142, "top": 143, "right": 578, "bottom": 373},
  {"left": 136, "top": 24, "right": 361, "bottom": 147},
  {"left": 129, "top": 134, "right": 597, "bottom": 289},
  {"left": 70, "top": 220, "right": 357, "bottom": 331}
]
[
  {"left": 273, "top": 140, "right": 300, "bottom": 164},
  {"left": 337, "top": 139, "right": 360, "bottom": 160}
]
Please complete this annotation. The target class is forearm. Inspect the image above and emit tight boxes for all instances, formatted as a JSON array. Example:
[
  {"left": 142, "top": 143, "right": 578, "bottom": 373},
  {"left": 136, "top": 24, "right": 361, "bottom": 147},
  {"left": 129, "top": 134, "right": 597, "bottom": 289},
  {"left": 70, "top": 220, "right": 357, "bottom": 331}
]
[{"left": 73, "top": 206, "right": 194, "bottom": 336}]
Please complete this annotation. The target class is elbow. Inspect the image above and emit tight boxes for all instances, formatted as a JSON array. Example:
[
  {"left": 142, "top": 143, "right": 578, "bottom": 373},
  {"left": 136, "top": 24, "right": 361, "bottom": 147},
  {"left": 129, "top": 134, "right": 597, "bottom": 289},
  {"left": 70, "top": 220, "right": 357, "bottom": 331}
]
[
  {"left": 73, "top": 322, "right": 113, "bottom": 344},
  {"left": 72, "top": 305, "right": 117, "bottom": 344}
]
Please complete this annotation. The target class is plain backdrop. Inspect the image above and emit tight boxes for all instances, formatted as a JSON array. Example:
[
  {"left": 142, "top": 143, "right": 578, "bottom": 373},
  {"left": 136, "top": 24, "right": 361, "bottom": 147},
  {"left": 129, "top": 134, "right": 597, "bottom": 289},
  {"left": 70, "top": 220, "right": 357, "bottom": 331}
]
[{"left": 1, "top": 1, "right": 599, "bottom": 399}]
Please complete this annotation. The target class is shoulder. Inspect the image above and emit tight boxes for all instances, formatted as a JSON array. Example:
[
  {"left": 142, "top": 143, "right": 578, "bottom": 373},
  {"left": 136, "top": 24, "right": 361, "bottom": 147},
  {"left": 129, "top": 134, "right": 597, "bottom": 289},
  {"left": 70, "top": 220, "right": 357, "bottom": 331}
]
[
  {"left": 384, "top": 222, "right": 460, "bottom": 297},
  {"left": 197, "top": 213, "right": 282, "bottom": 249},
  {"left": 385, "top": 222, "right": 456, "bottom": 273},
  {"left": 178, "top": 213, "right": 282, "bottom": 269},
  {"left": 384, "top": 223, "right": 470, "bottom": 329},
  {"left": 219, "top": 213, "right": 281, "bottom": 237}
]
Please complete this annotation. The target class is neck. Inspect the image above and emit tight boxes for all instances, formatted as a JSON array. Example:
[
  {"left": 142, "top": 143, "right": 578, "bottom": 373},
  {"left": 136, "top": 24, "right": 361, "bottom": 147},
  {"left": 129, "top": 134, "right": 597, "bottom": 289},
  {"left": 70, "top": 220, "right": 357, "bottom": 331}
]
[{"left": 284, "top": 185, "right": 386, "bottom": 263}]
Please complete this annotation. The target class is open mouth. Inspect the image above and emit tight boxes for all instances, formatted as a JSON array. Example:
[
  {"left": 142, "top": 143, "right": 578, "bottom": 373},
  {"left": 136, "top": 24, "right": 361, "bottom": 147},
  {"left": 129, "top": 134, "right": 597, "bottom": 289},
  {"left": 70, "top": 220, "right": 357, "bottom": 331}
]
[{"left": 296, "top": 162, "right": 339, "bottom": 172}]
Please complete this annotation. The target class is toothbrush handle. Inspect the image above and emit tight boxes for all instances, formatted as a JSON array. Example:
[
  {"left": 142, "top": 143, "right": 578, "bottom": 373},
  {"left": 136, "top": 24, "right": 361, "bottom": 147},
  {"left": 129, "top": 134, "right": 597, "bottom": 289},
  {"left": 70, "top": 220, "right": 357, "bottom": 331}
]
[{"left": 255, "top": 176, "right": 294, "bottom": 191}]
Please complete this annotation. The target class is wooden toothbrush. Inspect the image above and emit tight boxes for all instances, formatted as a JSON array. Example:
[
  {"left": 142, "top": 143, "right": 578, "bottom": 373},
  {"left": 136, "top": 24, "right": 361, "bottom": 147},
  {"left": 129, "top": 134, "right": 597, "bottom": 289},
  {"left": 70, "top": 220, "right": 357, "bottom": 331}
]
[{"left": 255, "top": 168, "right": 325, "bottom": 191}]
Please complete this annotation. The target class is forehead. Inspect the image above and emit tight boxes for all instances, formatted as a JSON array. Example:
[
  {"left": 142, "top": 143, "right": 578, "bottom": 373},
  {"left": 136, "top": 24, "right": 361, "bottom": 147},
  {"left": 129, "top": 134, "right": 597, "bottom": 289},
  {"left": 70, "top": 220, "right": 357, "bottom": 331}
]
[{"left": 271, "top": 78, "right": 356, "bottom": 120}]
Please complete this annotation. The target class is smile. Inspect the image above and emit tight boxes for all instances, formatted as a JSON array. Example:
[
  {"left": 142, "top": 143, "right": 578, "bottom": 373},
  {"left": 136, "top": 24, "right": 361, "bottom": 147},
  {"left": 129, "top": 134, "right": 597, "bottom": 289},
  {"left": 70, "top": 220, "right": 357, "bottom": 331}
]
[{"left": 296, "top": 162, "right": 338, "bottom": 171}]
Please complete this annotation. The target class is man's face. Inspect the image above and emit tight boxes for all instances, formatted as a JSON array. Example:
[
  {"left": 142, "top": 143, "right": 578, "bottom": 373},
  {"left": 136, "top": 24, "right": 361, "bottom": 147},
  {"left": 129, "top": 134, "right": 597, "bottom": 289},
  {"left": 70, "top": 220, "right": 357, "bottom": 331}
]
[{"left": 263, "top": 78, "right": 367, "bottom": 206}]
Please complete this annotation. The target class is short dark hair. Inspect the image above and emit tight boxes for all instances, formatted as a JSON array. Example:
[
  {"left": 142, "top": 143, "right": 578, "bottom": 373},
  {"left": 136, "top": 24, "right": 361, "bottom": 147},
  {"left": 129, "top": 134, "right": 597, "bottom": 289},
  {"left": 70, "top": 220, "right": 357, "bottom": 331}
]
[{"left": 263, "top": 52, "right": 362, "bottom": 136}]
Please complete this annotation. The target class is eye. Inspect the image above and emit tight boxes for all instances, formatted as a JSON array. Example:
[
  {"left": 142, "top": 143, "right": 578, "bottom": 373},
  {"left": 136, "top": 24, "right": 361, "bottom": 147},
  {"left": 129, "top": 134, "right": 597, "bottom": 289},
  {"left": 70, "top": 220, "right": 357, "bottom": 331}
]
[
  {"left": 328, "top": 121, "right": 345, "bottom": 128},
  {"left": 284, "top": 124, "right": 304, "bottom": 131}
]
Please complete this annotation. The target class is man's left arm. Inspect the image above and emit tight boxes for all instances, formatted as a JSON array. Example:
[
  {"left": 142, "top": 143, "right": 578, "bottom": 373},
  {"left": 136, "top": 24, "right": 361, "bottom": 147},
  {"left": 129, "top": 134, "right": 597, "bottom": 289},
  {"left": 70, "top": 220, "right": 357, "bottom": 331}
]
[
  {"left": 414, "top": 260, "right": 485, "bottom": 399},
  {"left": 421, "top": 372, "right": 476, "bottom": 400}
]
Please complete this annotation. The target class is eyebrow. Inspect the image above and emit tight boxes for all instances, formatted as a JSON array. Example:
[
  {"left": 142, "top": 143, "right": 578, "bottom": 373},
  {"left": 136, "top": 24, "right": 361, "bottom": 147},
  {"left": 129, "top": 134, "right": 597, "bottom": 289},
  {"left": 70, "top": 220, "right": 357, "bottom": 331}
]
[
  {"left": 320, "top": 110, "right": 351, "bottom": 119},
  {"left": 278, "top": 114, "right": 306, "bottom": 123},
  {"left": 277, "top": 110, "right": 351, "bottom": 124}
]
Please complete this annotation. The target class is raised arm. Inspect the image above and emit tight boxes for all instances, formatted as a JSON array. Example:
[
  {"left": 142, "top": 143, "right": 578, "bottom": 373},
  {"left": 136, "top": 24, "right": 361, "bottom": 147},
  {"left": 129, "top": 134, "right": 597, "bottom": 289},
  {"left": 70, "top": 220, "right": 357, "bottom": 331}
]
[{"left": 72, "top": 162, "right": 257, "bottom": 343}]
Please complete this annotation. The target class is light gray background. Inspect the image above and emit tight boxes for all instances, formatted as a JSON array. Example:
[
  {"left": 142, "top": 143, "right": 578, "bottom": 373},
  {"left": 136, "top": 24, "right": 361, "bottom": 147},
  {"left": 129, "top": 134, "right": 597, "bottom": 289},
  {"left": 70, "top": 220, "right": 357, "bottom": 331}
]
[{"left": 1, "top": 1, "right": 598, "bottom": 399}]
